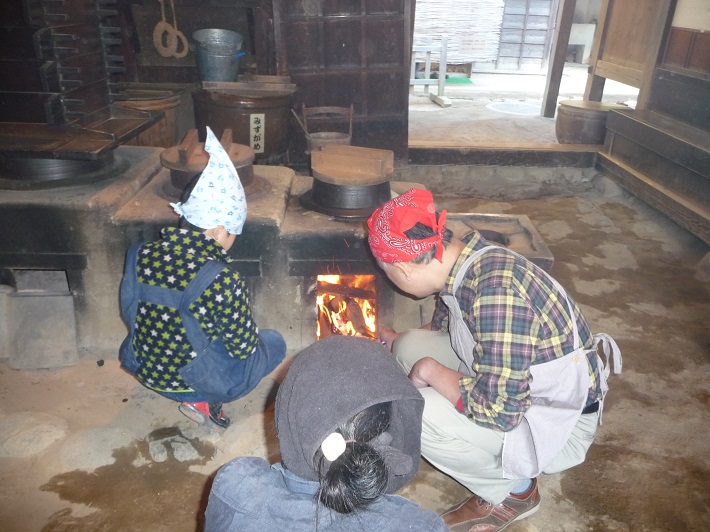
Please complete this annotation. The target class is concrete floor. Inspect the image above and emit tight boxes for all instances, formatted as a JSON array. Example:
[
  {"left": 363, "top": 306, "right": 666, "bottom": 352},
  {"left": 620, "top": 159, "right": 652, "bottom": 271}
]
[{"left": 2, "top": 66, "right": 710, "bottom": 531}]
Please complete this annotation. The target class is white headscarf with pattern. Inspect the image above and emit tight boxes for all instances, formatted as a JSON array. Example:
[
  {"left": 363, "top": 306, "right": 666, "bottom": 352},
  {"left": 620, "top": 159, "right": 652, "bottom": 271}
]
[{"left": 170, "top": 126, "right": 247, "bottom": 234}]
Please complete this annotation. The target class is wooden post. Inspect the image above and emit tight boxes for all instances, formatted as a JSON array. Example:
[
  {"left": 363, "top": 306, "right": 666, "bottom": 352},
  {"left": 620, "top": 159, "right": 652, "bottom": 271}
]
[
  {"left": 542, "top": 0, "right": 577, "bottom": 118},
  {"left": 584, "top": 0, "right": 611, "bottom": 101}
]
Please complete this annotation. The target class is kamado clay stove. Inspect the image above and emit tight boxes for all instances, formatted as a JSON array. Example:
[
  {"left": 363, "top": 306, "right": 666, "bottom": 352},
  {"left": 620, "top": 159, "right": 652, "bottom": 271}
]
[
  {"left": 0, "top": 0, "right": 182, "bottom": 367},
  {"left": 300, "top": 145, "right": 395, "bottom": 220},
  {"left": 0, "top": 1, "right": 558, "bottom": 366}
]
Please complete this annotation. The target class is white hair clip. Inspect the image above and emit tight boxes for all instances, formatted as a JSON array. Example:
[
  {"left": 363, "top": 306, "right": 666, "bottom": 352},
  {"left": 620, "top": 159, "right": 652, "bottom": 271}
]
[{"left": 321, "top": 432, "right": 347, "bottom": 462}]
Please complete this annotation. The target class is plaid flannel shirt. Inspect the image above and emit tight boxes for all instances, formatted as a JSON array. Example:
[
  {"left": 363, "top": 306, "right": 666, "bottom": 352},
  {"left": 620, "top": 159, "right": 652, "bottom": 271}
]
[{"left": 431, "top": 232, "right": 601, "bottom": 432}]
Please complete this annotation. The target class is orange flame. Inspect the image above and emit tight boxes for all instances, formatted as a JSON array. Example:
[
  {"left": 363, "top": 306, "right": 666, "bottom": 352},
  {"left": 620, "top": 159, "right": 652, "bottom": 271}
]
[{"left": 316, "top": 275, "right": 377, "bottom": 340}]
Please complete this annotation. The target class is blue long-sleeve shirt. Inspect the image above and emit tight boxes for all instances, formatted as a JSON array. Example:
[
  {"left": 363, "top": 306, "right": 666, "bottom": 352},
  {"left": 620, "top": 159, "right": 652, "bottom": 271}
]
[{"left": 204, "top": 457, "right": 448, "bottom": 532}]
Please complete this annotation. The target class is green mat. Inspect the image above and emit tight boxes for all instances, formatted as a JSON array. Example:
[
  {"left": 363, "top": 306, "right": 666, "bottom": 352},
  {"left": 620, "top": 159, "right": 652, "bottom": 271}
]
[{"left": 445, "top": 77, "right": 473, "bottom": 84}]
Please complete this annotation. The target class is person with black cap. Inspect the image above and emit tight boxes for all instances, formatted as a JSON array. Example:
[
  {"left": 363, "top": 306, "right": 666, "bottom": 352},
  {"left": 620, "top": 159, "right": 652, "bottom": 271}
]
[{"left": 203, "top": 336, "right": 448, "bottom": 531}]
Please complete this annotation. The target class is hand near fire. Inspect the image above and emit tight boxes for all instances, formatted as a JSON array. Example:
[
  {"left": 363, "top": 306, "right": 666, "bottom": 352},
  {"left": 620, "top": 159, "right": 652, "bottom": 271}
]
[{"left": 378, "top": 328, "right": 400, "bottom": 351}]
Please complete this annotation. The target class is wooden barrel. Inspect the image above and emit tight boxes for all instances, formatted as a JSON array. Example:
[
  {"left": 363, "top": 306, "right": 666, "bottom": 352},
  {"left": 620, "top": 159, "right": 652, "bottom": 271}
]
[
  {"left": 555, "top": 100, "right": 628, "bottom": 144},
  {"left": 114, "top": 90, "right": 183, "bottom": 148}
]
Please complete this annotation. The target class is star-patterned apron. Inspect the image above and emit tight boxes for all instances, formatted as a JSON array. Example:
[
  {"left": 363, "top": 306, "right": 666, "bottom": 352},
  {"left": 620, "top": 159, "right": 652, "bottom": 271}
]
[{"left": 119, "top": 242, "right": 265, "bottom": 403}]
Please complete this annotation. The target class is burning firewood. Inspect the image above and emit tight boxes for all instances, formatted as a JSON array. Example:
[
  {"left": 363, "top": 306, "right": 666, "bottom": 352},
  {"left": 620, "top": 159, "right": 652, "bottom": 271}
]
[
  {"left": 315, "top": 275, "right": 377, "bottom": 341},
  {"left": 326, "top": 295, "right": 346, "bottom": 314},
  {"left": 345, "top": 298, "right": 373, "bottom": 338},
  {"left": 316, "top": 280, "right": 376, "bottom": 300},
  {"left": 318, "top": 310, "right": 336, "bottom": 339}
]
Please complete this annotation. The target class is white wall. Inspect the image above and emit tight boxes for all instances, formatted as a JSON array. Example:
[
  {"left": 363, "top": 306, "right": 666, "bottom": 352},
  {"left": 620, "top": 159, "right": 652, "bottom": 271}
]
[
  {"left": 573, "top": 0, "right": 602, "bottom": 24},
  {"left": 672, "top": 0, "right": 710, "bottom": 30}
]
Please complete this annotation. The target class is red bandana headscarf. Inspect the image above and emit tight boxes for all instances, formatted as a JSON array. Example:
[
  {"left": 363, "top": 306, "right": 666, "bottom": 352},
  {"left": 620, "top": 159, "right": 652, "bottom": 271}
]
[{"left": 367, "top": 188, "right": 447, "bottom": 263}]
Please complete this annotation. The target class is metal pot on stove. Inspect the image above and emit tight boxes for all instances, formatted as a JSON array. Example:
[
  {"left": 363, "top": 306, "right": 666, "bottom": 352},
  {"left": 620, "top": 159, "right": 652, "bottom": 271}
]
[{"left": 300, "top": 145, "right": 395, "bottom": 220}]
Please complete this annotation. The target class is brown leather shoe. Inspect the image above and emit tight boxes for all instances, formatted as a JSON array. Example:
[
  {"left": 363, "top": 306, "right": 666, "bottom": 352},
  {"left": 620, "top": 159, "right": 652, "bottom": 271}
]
[{"left": 441, "top": 478, "right": 540, "bottom": 532}]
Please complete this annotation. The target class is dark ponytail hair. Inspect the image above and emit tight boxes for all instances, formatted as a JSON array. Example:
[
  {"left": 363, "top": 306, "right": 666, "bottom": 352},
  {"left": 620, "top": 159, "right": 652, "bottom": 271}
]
[{"left": 315, "top": 402, "right": 391, "bottom": 514}]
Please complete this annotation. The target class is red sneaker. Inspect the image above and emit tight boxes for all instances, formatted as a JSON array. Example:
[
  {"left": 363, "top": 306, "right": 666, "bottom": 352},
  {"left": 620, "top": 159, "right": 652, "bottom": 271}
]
[
  {"left": 178, "top": 402, "right": 230, "bottom": 431},
  {"left": 207, "top": 402, "right": 231, "bottom": 429}
]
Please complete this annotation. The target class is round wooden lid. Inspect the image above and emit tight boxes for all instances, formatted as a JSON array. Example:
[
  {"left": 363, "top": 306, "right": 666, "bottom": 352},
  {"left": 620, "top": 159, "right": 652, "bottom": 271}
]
[
  {"left": 160, "top": 142, "right": 254, "bottom": 173},
  {"left": 312, "top": 168, "right": 390, "bottom": 186}
]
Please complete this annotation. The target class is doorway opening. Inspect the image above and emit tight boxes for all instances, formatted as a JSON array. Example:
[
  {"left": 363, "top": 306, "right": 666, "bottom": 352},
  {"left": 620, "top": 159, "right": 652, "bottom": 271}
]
[{"left": 408, "top": 0, "right": 639, "bottom": 148}]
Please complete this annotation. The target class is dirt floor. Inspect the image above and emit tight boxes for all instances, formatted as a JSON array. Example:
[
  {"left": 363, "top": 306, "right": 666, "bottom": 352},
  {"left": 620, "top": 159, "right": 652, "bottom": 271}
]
[
  {"left": 1, "top": 65, "right": 709, "bottom": 531},
  {"left": 1, "top": 184, "right": 709, "bottom": 531}
]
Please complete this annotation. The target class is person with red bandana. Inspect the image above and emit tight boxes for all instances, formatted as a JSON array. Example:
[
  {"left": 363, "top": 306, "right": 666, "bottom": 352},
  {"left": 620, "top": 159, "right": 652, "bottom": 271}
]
[{"left": 366, "top": 188, "right": 621, "bottom": 531}]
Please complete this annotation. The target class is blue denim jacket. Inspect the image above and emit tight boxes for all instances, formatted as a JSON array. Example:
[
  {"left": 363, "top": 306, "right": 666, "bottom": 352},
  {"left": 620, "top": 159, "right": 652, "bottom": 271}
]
[{"left": 204, "top": 457, "right": 448, "bottom": 532}]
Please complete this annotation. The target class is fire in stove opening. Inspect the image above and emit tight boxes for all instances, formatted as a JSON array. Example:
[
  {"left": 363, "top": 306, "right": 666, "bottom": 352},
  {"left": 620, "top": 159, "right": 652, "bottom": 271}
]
[{"left": 315, "top": 275, "right": 377, "bottom": 341}]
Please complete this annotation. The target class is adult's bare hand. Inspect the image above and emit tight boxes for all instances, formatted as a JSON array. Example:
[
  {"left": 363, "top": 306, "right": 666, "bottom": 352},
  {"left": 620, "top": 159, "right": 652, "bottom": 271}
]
[{"left": 378, "top": 328, "right": 400, "bottom": 352}]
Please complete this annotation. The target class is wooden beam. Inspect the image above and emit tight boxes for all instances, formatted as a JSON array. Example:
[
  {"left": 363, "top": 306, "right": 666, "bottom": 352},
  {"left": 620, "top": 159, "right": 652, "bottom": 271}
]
[
  {"left": 594, "top": 60, "right": 643, "bottom": 88},
  {"left": 597, "top": 154, "right": 710, "bottom": 245},
  {"left": 429, "top": 93, "right": 452, "bottom": 108},
  {"left": 316, "top": 281, "right": 376, "bottom": 301},
  {"left": 635, "top": 0, "right": 677, "bottom": 111}
]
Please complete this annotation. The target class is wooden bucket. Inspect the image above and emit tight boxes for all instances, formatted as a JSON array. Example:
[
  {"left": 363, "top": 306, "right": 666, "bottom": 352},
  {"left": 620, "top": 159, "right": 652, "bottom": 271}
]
[
  {"left": 306, "top": 131, "right": 351, "bottom": 154},
  {"left": 555, "top": 100, "right": 628, "bottom": 144},
  {"left": 115, "top": 90, "right": 183, "bottom": 148},
  {"left": 301, "top": 105, "right": 353, "bottom": 154}
]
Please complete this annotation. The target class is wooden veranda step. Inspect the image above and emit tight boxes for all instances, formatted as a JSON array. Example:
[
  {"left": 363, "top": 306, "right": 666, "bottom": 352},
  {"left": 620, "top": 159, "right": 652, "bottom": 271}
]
[
  {"left": 596, "top": 152, "right": 710, "bottom": 245},
  {"left": 605, "top": 109, "right": 710, "bottom": 179}
]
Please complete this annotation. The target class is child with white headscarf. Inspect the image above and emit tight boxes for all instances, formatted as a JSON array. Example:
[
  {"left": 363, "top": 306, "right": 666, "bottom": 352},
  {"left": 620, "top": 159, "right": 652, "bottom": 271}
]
[{"left": 118, "top": 127, "right": 286, "bottom": 431}]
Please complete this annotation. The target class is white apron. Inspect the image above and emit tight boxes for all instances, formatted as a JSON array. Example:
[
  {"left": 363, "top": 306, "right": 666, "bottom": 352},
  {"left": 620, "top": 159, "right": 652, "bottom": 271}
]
[{"left": 440, "top": 245, "right": 622, "bottom": 479}]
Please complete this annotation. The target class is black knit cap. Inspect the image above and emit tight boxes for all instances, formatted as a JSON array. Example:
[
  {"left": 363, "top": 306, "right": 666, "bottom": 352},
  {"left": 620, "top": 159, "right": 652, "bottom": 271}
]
[{"left": 275, "top": 336, "right": 424, "bottom": 493}]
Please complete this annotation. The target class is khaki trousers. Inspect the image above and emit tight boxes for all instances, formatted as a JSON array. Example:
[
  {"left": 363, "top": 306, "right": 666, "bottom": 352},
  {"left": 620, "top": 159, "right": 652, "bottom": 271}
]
[{"left": 393, "top": 328, "right": 598, "bottom": 504}]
